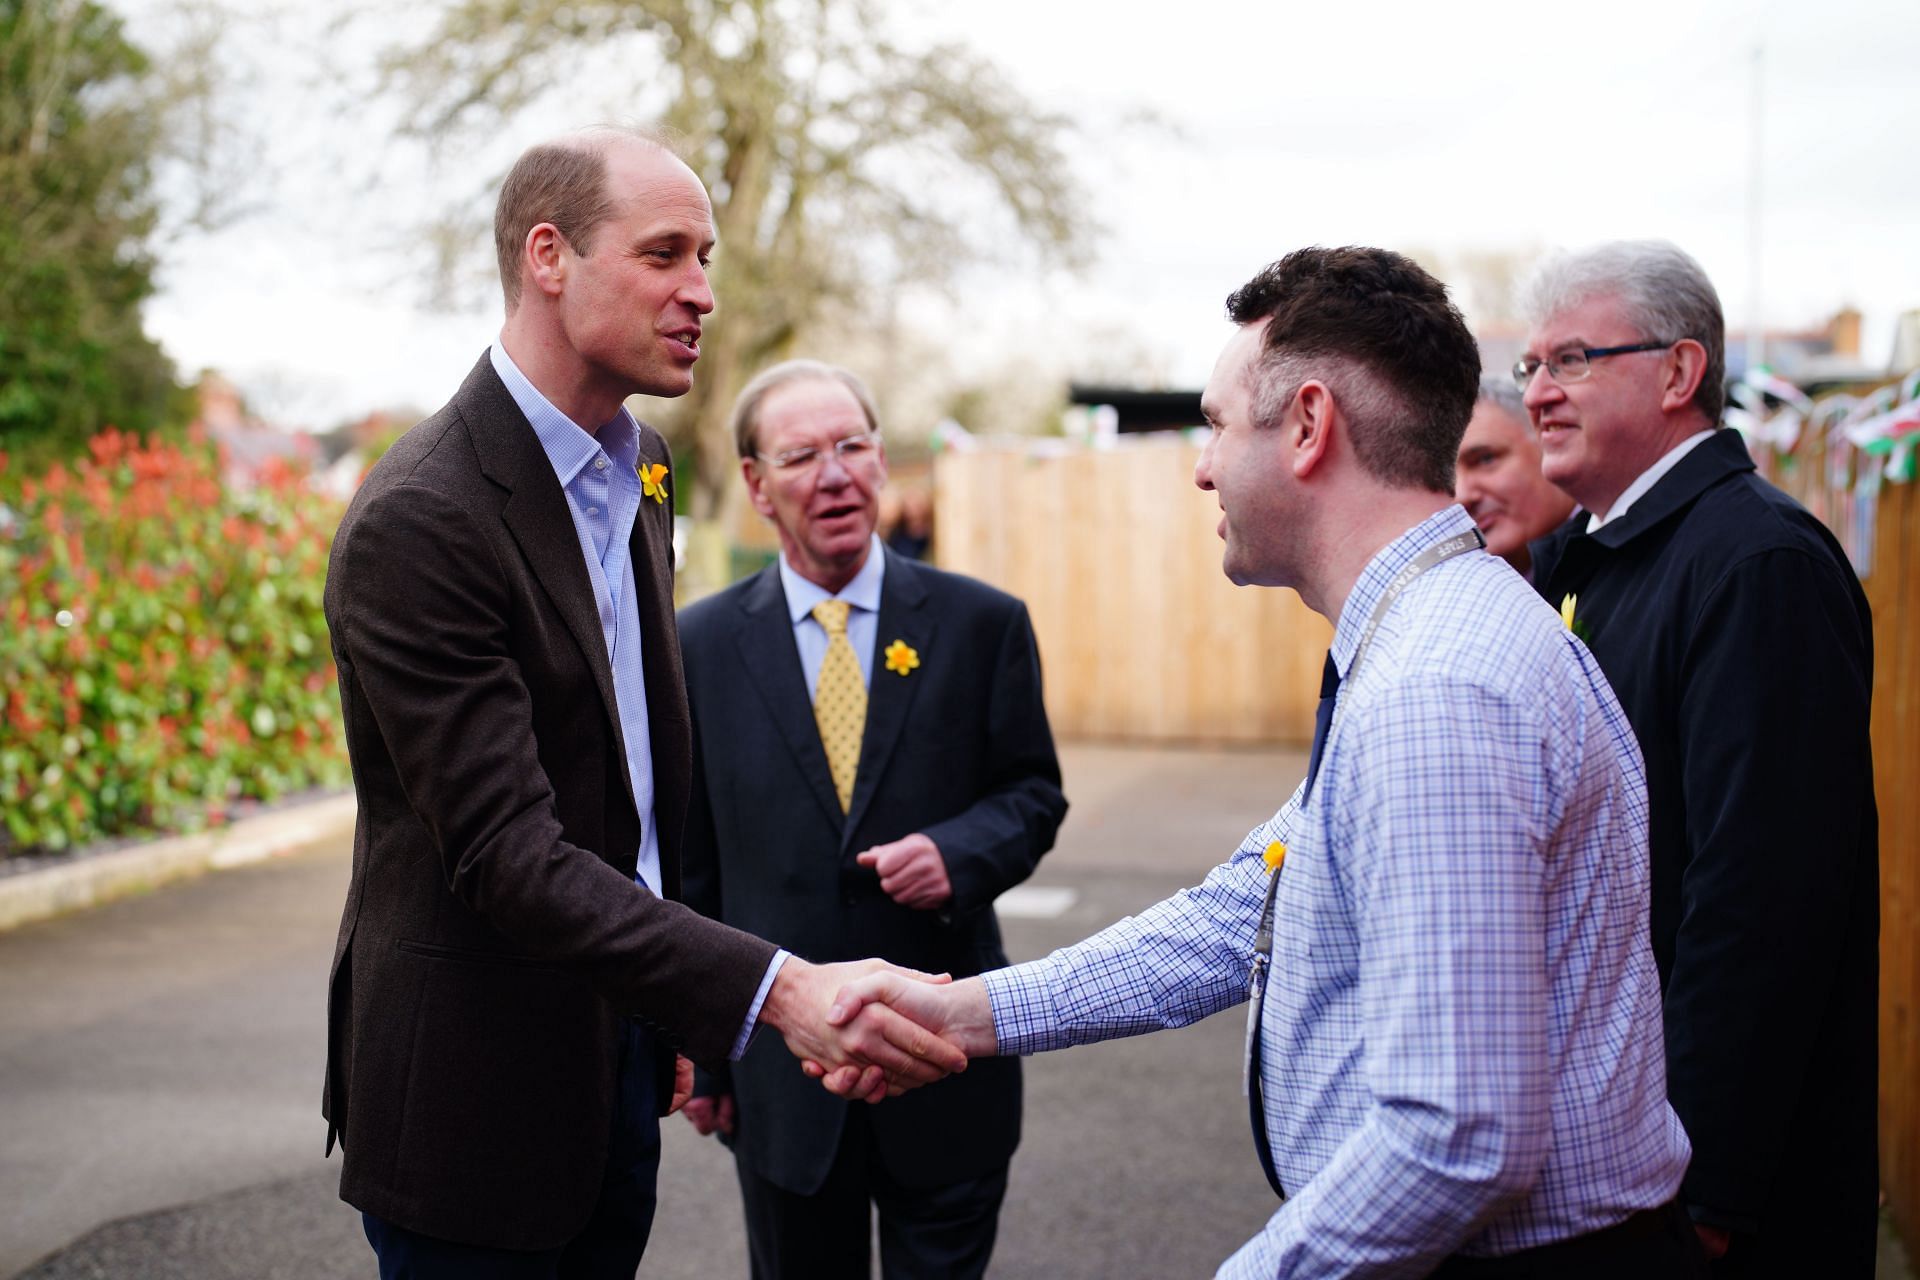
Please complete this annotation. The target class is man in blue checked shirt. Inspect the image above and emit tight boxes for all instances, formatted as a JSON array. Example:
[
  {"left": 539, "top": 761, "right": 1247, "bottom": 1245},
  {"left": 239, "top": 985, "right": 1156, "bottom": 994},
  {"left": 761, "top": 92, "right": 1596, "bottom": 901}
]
[{"left": 815, "top": 247, "right": 1703, "bottom": 1278}]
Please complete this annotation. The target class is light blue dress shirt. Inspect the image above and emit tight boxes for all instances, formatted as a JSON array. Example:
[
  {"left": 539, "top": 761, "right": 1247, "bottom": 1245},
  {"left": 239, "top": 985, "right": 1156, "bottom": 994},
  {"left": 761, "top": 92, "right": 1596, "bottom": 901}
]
[
  {"left": 778, "top": 535, "right": 885, "bottom": 693},
  {"left": 490, "top": 343, "right": 782, "bottom": 1059},
  {"left": 984, "top": 505, "right": 1691, "bottom": 1277}
]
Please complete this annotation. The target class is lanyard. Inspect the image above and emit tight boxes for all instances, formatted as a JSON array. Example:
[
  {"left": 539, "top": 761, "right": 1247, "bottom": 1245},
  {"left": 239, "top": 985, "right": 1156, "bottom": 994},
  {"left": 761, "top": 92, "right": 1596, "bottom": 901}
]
[{"left": 1242, "top": 526, "right": 1483, "bottom": 1099}]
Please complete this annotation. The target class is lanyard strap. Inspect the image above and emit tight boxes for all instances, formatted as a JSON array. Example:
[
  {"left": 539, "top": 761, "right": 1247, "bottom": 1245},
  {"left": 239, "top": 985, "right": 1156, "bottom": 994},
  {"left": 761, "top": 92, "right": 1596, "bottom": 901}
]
[
  {"left": 1246, "top": 525, "right": 1485, "bottom": 1057},
  {"left": 1255, "top": 525, "right": 1482, "bottom": 949}
]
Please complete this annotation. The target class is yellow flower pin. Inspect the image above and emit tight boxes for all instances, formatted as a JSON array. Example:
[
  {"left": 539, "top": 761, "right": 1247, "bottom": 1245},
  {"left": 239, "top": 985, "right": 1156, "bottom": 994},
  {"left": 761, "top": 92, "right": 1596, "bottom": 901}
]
[
  {"left": 1263, "top": 841, "right": 1286, "bottom": 874},
  {"left": 1559, "top": 593, "right": 1591, "bottom": 641},
  {"left": 883, "top": 639, "right": 920, "bottom": 676},
  {"left": 639, "top": 462, "right": 669, "bottom": 504}
]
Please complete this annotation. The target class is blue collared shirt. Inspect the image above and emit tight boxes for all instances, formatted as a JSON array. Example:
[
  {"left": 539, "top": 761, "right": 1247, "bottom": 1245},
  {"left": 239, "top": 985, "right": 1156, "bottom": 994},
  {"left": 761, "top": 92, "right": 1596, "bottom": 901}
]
[
  {"left": 490, "top": 342, "right": 782, "bottom": 1059},
  {"left": 984, "top": 505, "right": 1690, "bottom": 1277},
  {"left": 778, "top": 536, "right": 885, "bottom": 693}
]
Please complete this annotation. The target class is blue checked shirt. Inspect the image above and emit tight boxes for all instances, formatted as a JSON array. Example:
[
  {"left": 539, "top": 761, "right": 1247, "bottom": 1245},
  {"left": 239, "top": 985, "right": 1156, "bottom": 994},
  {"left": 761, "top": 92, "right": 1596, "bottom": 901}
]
[
  {"left": 490, "top": 343, "right": 783, "bottom": 1058},
  {"left": 983, "top": 505, "right": 1690, "bottom": 1278}
]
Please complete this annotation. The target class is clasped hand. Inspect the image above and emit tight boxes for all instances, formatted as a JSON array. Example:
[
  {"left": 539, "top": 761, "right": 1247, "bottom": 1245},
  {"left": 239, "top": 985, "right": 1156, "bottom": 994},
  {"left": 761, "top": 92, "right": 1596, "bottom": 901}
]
[
  {"left": 804, "top": 972, "right": 997, "bottom": 1100},
  {"left": 759, "top": 957, "right": 971, "bottom": 1104}
]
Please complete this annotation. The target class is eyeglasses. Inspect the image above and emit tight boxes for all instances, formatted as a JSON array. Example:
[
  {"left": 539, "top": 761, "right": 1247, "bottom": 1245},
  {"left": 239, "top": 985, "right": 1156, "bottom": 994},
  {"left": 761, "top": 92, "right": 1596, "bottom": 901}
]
[
  {"left": 1511, "top": 341, "right": 1675, "bottom": 392},
  {"left": 754, "top": 431, "right": 882, "bottom": 473}
]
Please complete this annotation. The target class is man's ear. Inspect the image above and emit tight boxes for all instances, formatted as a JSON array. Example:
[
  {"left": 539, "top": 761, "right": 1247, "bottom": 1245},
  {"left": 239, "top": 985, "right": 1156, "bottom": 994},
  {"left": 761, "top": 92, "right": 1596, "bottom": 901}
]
[
  {"left": 525, "top": 223, "right": 569, "bottom": 299},
  {"left": 741, "top": 457, "right": 776, "bottom": 519},
  {"left": 1660, "top": 338, "right": 1710, "bottom": 414},
  {"left": 1290, "top": 380, "right": 1336, "bottom": 479}
]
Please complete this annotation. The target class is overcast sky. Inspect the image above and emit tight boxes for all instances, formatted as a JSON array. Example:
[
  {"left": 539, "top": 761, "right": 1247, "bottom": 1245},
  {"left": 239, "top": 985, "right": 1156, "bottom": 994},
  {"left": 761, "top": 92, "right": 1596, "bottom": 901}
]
[{"left": 137, "top": 0, "right": 1920, "bottom": 429}]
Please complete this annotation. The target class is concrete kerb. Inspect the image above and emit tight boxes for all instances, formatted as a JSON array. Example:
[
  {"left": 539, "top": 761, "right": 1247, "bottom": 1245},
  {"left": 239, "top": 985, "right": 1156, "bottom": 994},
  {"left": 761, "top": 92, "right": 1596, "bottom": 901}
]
[{"left": 0, "top": 794, "right": 357, "bottom": 933}]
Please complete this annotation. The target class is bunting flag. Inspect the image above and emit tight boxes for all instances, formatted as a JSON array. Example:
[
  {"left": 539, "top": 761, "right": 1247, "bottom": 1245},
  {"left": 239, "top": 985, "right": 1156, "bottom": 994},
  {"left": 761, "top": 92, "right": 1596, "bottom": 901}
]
[{"left": 1740, "top": 364, "right": 1920, "bottom": 576}]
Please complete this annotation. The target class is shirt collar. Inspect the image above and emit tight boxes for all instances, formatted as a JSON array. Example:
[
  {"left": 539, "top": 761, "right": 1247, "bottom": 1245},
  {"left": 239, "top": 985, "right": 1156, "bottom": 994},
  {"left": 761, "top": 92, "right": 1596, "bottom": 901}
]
[
  {"left": 1329, "top": 504, "right": 1481, "bottom": 677},
  {"left": 489, "top": 341, "right": 640, "bottom": 484},
  {"left": 1587, "top": 429, "right": 1715, "bottom": 532},
  {"left": 780, "top": 535, "right": 886, "bottom": 625}
]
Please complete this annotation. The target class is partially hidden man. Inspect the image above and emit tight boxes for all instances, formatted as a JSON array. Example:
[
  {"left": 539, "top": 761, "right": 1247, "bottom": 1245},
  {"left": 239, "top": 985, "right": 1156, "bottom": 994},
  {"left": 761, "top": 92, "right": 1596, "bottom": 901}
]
[
  {"left": 679, "top": 360, "right": 1067, "bottom": 1278},
  {"left": 321, "top": 127, "right": 963, "bottom": 1280}
]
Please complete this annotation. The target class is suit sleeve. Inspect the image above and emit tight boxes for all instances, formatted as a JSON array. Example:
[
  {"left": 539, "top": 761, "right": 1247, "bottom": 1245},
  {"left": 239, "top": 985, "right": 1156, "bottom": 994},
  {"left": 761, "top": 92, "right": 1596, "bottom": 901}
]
[
  {"left": 1665, "top": 547, "right": 1875, "bottom": 1229},
  {"left": 680, "top": 692, "right": 734, "bottom": 1094},
  {"left": 919, "top": 601, "right": 1068, "bottom": 915},
  {"left": 335, "top": 484, "right": 776, "bottom": 1068}
]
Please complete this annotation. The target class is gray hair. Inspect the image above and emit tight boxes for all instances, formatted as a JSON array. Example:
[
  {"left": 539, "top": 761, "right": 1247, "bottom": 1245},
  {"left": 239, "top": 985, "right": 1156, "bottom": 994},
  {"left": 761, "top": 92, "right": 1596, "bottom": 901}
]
[
  {"left": 1475, "top": 374, "right": 1530, "bottom": 428},
  {"left": 731, "top": 359, "right": 882, "bottom": 457},
  {"left": 1519, "top": 239, "right": 1726, "bottom": 425}
]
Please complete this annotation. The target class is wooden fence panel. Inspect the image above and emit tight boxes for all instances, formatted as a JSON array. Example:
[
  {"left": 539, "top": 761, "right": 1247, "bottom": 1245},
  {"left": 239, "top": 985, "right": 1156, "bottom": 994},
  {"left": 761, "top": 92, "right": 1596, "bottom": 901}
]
[
  {"left": 1869, "top": 476, "right": 1920, "bottom": 1247},
  {"left": 935, "top": 440, "right": 1329, "bottom": 745}
]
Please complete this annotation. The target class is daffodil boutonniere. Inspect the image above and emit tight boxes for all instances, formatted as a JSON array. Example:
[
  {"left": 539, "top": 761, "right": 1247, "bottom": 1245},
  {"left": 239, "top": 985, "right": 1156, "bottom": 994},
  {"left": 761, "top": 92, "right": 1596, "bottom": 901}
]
[
  {"left": 1560, "top": 593, "right": 1591, "bottom": 642},
  {"left": 883, "top": 639, "right": 920, "bottom": 676},
  {"left": 1263, "top": 842, "right": 1287, "bottom": 875},
  {"left": 639, "top": 462, "right": 669, "bottom": 505}
]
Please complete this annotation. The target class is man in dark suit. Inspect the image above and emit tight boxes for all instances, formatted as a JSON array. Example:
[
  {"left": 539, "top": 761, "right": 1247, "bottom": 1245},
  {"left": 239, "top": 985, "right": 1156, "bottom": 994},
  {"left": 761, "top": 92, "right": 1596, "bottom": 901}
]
[
  {"left": 1520, "top": 241, "right": 1878, "bottom": 1278},
  {"left": 678, "top": 359, "right": 1067, "bottom": 1279},
  {"left": 323, "top": 129, "right": 964, "bottom": 1280}
]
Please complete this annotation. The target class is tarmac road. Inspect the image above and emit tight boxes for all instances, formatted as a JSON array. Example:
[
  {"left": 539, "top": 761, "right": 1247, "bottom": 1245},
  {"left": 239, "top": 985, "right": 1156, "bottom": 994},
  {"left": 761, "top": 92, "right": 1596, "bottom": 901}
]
[{"left": 0, "top": 742, "right": 1302, "bottom": 1279}]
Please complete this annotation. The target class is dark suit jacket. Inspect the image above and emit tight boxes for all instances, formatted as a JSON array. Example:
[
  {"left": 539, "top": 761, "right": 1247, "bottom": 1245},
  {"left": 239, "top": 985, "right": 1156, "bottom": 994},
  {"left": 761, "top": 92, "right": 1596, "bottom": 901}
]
[
  {"left": 679, "top": 551, "right": 1066, "bottom": 1194},
  {"left": 321, "top": 355, "right": 778, "bottom": 1250},
  {"left": 1530, "top": 428, "right": 1878, "bottom": 1271}
]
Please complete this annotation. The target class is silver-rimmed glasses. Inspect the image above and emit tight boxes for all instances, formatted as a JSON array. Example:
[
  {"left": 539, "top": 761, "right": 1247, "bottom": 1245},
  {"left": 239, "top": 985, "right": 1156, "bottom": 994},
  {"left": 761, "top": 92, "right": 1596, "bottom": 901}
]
[{"left": 753, "top": 431, "right": 882, "bottom": 473}]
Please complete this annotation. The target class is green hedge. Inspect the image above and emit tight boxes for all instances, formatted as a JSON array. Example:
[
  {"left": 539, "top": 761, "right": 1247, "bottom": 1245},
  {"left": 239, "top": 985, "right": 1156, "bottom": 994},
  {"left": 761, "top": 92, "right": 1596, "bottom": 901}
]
[{"left": 0, "top": 427, "right": 349, "bottom": 855}]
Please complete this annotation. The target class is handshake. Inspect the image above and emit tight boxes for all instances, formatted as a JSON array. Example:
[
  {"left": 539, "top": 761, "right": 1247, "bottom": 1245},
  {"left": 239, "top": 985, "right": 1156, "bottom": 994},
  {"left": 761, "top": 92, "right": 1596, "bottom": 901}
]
[
  {"left": 761, "top": 958, "right": 998, "bottom": 1103},
  {"left": 680, "top": 958, "right": 998, "bottom": 1133}
]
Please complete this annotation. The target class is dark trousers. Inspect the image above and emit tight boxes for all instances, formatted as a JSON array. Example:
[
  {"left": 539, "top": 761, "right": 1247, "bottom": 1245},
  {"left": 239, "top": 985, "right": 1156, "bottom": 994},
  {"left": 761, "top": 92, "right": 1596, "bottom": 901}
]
[
  {"left": 362, "top": 1020, "right": 661, "bottom": 1280},
  {"left": 1430, "top": 1201, "right": 1708, "bottom": 1279},
  {"left": 735, "top": 1105, "right": 1009, "bottom": 1280}
]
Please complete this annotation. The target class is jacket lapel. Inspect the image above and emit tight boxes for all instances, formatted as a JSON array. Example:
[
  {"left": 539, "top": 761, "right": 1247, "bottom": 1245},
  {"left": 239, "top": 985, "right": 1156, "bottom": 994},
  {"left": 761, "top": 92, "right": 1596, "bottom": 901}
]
[
  {"left": 632, "top": 428, "right": 689, "bottom": 896},
  {"left": 733, "top": 567, "right": 848, "bottom": 829},
  {"left": 464, "top": 356, "right": 633, "bottom": 810},
  {"left": 1534, "top": 430, "right": 1757, "bottom": 598},
  {"left": 844, "top": 551, "right": 933, "bottom": 845},
  {"left": 1590, "top": 428, "right": 1755, "bottom": 551}
]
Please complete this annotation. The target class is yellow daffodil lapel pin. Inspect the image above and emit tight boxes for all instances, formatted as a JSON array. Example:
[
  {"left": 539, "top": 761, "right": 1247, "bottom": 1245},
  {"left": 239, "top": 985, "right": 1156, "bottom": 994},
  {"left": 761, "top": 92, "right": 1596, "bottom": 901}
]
[
  {"left": 883, "top": 639, "right": 920, "bottom": 676},
  {"left": 639, "top": 462, "right": 669, "bottom": 505},
  {"left": 1559, "top": 593, "right": 1591, "bottom": 642},
  {"left": 1263, "top": 841, "right": 1287, "bottom": 874}
]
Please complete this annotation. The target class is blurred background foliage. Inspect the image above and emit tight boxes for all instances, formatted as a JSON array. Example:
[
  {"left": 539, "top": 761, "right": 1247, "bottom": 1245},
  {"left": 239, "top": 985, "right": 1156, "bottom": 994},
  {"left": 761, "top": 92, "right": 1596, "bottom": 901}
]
[
  {"left": 0, "top": 428, "right": 347, "bottom": 856},
  {"left": 376, "top": 0, "right": 1096, "bottom": 526},
  {"left": 0, "top": 0, "right": 1101, "bottom": 854}
]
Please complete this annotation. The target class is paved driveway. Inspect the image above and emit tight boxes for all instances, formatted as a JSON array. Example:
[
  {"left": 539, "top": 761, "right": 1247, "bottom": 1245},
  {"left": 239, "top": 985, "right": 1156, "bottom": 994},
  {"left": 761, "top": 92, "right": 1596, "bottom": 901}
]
[{"left": 0, "top": 743, "right": 1302, "bottom": 1278}]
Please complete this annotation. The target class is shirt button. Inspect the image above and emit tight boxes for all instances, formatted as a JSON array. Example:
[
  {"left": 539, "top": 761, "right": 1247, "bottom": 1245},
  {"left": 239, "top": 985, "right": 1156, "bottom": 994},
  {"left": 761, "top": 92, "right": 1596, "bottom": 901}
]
[
  {"left": 594, "top": 457, "right": 609, "bottom": 471},
  {"left": 586, "top": 506, "right": 600, "bottom": 516}
]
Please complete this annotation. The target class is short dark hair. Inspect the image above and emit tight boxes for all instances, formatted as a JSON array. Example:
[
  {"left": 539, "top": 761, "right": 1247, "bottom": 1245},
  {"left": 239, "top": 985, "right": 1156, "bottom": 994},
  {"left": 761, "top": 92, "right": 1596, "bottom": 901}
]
[
  {"left": 1225, "top": 247, "right": 1480, "bottom": 494},
  {"left": 493, "top": 126, "right": 680, "bottom": 311}
]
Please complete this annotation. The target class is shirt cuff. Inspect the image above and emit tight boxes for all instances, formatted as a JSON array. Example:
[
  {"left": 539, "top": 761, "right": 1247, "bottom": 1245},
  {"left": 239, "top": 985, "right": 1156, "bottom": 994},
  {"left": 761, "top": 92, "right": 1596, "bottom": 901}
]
[
  {"left": 981, "top": 961, "right": 1062, "bottom": 1057},
  {"left": 730, "top": 949, "right": 790, "bottom": 1061}
]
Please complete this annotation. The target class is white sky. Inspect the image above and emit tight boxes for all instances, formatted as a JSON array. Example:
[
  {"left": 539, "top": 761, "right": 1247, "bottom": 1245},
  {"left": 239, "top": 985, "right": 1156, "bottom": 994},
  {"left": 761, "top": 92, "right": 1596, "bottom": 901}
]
[{"left": 137, "top": 0, "right": 1920, "bottom": 430}]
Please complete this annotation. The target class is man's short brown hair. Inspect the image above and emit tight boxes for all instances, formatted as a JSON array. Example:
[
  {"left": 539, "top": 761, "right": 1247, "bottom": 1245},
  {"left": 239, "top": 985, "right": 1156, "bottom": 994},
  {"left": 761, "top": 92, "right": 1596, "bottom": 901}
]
[
  {"left": 492, "top": 126, "right": 680, "bottom": 311},
  {"left": 1225, "top": 247, "right": 1480, "bottom": 494}
]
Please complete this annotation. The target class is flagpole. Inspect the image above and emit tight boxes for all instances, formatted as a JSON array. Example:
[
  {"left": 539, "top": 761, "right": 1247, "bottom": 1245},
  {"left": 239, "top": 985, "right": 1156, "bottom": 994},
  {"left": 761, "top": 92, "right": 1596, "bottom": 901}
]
[{"left": 1747, "top": 42, "right": 1766, "bottom": 382}]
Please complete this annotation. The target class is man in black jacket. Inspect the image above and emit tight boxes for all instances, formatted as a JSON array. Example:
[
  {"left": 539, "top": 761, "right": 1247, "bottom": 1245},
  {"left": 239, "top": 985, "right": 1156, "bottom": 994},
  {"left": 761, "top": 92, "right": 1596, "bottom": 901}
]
[{"left": 1521, "top": 240, "right": 1878, "bottom": 1279}]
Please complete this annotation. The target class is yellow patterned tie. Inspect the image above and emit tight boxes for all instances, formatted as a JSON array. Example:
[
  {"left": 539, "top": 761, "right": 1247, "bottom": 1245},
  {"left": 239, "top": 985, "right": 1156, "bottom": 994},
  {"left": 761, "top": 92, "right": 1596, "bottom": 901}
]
[{"left": 811, "top": 599, "right": 866, "bottom": 813}]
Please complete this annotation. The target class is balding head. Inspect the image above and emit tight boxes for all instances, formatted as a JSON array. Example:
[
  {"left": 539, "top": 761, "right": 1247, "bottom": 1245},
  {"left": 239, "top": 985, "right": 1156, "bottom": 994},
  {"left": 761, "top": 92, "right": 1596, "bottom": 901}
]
[{"left": 493, "top": 125, "right": 681, "bottom": 312}]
